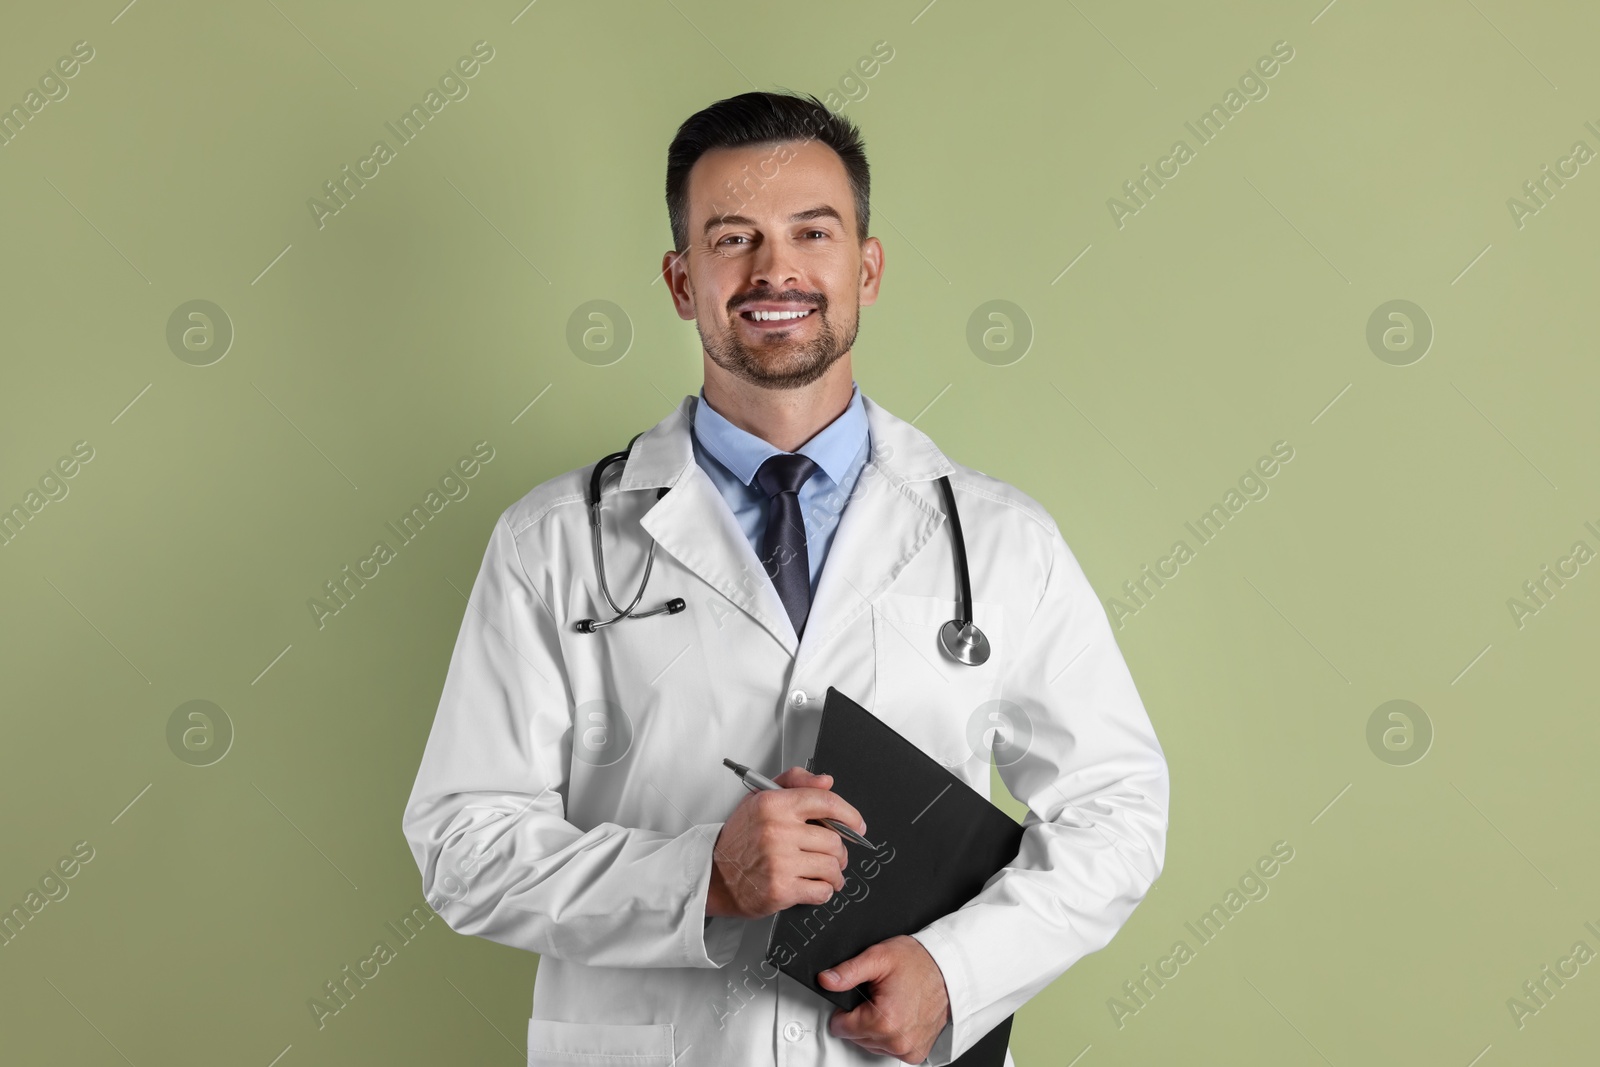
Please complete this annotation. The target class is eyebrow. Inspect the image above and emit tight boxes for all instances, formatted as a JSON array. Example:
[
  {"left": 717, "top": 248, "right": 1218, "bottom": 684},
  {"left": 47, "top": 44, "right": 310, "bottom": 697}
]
[{"left": 703, "top": 205, "right": 844, "bottom": 236}]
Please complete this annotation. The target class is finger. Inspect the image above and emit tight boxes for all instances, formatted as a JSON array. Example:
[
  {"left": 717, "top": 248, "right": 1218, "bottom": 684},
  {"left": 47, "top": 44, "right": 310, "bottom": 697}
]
[
  {"left": 831, "top": 829, "right": 850, "bottom": 870},
  {"left": 819, "top": 944, "right": 887, "bottom": 990},
  {"left": 794, "top": 823, "right": 850, "bottom": 867},
  {"left": 833, "top": 997, "right": 918, "bottom": 1061},
  {"left": 787, "top": 789, "right": 867, "bottom": 835},
  {"left": 794, "top": 850, "right": 847, "bottom": 892},
  {"left": 828, "top": 1003, "right": 891, "bottom": 1046},
  {"left": 772, "top": 766, "right": 832, "bottom": 789}
]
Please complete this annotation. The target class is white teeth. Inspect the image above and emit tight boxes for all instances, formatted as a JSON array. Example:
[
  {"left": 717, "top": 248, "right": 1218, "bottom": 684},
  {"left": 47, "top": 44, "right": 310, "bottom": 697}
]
[{"left": 746, "top": 309, "right": 812, "bottom": 321}]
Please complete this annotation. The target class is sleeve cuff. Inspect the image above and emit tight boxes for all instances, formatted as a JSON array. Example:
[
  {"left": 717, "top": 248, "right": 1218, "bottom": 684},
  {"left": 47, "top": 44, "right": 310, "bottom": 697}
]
[
  {"left": 924, "top": 1015, "right": 954, "bottom": 1066},
  {"left": 685, "top": 821, "right": 742, "bottom": 968},
  {"left": 910, "top": 925, "right": 967, "bottom": 1066}
]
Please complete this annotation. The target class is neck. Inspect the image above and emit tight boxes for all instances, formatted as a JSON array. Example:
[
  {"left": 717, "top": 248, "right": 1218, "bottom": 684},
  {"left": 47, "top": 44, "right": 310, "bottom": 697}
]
[{"left": 700, "top": 357, "right": 855, "bottom": 453}]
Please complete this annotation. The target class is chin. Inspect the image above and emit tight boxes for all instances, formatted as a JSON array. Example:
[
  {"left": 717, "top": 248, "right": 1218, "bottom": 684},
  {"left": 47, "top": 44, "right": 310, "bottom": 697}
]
[{"left": 699, "top": 316, "right": 856, "bottom": 391}]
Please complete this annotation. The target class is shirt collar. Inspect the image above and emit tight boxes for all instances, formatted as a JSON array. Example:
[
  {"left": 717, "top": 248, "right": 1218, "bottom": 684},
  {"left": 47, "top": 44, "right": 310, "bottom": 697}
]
[{"left": 693, "top": 381, "right": 868, "bottom": 488}]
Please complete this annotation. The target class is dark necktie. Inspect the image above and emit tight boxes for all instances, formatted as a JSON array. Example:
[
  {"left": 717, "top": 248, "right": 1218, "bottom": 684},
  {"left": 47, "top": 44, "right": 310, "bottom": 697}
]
[{"left": 754, "top": 453, "right": 819, "bottom": 639}]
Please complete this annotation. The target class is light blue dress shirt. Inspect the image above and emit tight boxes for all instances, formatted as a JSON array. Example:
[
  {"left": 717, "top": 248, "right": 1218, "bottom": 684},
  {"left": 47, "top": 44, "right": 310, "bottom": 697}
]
[{"left": 691, "top": 382, "right": 872, "bottom": 599}]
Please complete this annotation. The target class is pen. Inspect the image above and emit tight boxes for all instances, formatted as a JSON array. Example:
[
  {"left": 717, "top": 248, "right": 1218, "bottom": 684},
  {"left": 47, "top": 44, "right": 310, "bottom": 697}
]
[{"left": 722, "top": 758, "right": 877, "bottom": 850}]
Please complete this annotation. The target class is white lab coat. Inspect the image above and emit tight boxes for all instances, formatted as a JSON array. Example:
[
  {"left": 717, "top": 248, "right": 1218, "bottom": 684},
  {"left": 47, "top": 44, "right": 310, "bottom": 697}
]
[{"left": 402, "top": 393, "right": 1169, "bottom": 1066}]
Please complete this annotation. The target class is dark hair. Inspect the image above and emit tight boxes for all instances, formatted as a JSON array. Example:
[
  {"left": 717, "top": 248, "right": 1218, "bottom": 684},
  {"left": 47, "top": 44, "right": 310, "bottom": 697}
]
[{"left": 665, "top": 91, "right": 870, "bottom": 252}]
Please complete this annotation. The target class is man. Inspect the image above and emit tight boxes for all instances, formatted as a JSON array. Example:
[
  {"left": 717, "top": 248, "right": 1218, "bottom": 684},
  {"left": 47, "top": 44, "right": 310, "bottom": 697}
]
[{"left": 403, "top": 91, "right": 1168, "bottom": 1066}]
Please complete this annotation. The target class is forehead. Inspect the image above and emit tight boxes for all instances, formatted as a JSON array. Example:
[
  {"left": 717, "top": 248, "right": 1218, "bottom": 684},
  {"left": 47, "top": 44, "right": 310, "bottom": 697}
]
[{"left": 686, "top": 139, "right": 855, "bottom": 229}]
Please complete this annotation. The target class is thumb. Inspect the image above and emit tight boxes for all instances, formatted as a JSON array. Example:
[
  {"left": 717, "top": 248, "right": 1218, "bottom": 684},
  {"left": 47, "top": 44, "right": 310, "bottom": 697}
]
[{"left": 819, "top": 945, "right": 887, "bottom": 990}]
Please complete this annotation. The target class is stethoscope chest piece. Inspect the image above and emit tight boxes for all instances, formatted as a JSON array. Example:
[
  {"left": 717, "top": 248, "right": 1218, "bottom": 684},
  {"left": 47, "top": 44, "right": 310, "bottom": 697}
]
[
  {"left": 932, "top": 474, "right": 990, "bottom": 667},
  {"left": 938, "top": 618, "right": 990, "bottom": 667}
]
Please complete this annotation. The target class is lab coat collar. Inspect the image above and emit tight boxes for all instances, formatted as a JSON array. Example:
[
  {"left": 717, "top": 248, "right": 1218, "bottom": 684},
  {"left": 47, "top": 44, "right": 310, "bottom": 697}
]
[
  {"left": 691, "top": 382, "right": 868, "bottom": 491},
  {"left": 620, "top": 392, "right": 956, "bottom": 666}
]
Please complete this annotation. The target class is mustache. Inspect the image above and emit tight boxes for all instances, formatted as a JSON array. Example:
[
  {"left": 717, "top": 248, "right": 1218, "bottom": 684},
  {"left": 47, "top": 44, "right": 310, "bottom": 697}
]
[{"left": 728, "top": 289, "right": 827, "bottom": 314}]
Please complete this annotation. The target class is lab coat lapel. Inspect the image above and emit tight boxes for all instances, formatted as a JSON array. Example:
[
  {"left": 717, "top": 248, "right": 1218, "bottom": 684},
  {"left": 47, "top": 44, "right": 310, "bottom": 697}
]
[
  {"left": 621, "top": 394, "right": 957, "bottom": 667},
  {"left": 625, "top": 396, "right": 798, "bottom": 655},
  {"left": 793, "top": 396, "right": 956, "bottom": 672}
]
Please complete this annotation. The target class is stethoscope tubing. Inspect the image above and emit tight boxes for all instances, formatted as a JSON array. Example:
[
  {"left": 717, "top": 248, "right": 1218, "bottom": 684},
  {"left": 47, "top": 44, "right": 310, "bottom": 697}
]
[
  {"left": 574, "top": 434, "right": 988, "bottom": 665},
  {"left": 575, "top": 434, "right": 685, "bottom": 633}
]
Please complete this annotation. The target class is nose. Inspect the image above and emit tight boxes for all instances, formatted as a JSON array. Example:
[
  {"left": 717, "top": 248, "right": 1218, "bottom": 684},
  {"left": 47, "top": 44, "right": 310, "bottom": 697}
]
[{"left": 749, "top": 235, "right": 802, "bottom": 292}]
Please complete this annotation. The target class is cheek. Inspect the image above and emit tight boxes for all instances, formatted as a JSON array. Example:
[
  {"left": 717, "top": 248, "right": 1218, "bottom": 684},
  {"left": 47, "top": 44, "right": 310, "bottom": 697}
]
[
  {"left": 699, "top": 277, "right": 734, "bottom": 312},
  {"left": 687, "top": 262, "right": 735, "bottom": 314},
  {"left": 822, "top": 263, "right": 865, "bottom": 304},
  {"left": 700, "top": 293, "right": 744, "bottom": 332}
]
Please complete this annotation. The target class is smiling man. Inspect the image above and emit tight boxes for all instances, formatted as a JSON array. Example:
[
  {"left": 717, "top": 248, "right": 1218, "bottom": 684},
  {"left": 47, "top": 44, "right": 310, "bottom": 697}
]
[
  {"left": 665, "top": 113, "right": 879, "bottom": 452},
  {"left": 403, "top": 91, "right": 1168, "bottom": 1067}
]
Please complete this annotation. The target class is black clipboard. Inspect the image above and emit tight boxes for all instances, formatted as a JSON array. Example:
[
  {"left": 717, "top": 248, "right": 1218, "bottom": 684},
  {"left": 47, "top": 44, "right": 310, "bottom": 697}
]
[{"left": 763, "top": 686, "right": 1025, "bottom": 1067}]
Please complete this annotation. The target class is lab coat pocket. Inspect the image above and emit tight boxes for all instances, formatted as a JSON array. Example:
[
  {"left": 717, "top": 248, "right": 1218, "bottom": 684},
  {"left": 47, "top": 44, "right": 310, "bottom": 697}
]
[
  {"left": 526, "top": 1017, "right": 677, "bottom": 1066},
  {"left": 871, "top": 592, "right": 1007, "bottom": 783}
]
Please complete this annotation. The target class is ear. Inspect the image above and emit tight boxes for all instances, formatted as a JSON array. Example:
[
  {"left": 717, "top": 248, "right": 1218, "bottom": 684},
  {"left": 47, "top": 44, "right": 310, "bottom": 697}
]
[
  {"left": 857, "top": 236, "right": 884, "bottom": 309},
  {"left": 661, "top": 250, "right": 697, "bottom": 321}
]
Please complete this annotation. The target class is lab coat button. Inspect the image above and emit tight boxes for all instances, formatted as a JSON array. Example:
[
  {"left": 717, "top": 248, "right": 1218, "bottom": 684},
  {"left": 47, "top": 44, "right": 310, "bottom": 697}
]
[
  {"left": 783, "top": 1021, "right": 804, "bottom": 1042},
  {"left": 789, "top": 688, "right": 807, "bottom": 708}
]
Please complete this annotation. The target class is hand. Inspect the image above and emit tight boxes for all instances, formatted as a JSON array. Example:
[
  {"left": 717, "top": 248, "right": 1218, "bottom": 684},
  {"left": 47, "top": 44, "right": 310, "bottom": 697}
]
[
  {"left": 820, "top": 935, "right": 950, "bottom": 1063},
  {"left": 706, "top": 767, "right": 867, "bottom": 920}
]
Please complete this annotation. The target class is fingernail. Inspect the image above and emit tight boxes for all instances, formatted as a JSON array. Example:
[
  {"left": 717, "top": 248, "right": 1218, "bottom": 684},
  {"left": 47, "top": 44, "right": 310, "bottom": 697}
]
[{"left": 821, "top": 969, "right": 839, "bottom": 984}]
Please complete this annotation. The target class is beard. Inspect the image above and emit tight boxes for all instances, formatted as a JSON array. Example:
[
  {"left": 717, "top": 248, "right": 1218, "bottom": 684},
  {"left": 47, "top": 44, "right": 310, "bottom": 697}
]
[{"left": 698, "top": 290, "right": 859, "bottom": 390}]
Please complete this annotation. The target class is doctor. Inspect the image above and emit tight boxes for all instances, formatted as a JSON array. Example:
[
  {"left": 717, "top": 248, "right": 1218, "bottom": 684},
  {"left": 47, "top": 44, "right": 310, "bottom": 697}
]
[{"left": 403, "top": 90, "right": 1168, "bottom": 1066}]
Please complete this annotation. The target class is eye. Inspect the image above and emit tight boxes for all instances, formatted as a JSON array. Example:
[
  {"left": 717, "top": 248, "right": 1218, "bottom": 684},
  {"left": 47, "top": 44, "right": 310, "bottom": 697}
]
[
  {"left": 802, "top": 229, "right": 828, "bottom": 239},
  {"left": 717, "top": 234, "right": 750, "bottom": 246}
]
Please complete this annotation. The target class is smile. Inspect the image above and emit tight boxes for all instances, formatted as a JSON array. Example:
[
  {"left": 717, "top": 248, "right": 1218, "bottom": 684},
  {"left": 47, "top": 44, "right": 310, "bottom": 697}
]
[
  {"left": 739, "top": 308, "right": 816, "bottom": 324},
  {"left": 736, "top": 308, "right": 812, "bottom": 321}
]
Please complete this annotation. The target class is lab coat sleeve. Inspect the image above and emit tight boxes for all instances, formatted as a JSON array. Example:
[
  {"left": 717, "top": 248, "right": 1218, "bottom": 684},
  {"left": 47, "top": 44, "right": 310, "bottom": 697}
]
[
  {"left": 909, "top": 527, "right": 1169, "bottom": 1064},
  {"left": 402, "top": 510, "right": 744, "bottom": 970}
]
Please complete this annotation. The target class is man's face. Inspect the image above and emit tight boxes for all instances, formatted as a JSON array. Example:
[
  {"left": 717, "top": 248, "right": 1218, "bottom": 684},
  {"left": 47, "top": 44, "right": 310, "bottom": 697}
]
[{"left": 664, "top": 139, "right": 883, "bottom": 390}]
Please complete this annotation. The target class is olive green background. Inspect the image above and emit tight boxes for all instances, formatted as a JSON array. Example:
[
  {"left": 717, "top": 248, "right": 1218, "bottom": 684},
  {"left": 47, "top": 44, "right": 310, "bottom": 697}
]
[{"left": 2, "top": 0, "right": 1597, "bottom": 1063}]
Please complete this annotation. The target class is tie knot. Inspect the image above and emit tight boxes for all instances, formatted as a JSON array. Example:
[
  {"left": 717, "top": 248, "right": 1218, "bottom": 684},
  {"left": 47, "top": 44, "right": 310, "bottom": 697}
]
[{"left": 754, "top": 453, "right": 819, "bottom": 498}]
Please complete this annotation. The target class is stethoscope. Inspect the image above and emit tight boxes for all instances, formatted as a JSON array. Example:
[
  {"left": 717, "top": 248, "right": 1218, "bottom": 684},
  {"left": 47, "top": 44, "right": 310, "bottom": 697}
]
[{"left": 574, "top": 433, "right": 991, "bottom": 667}]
